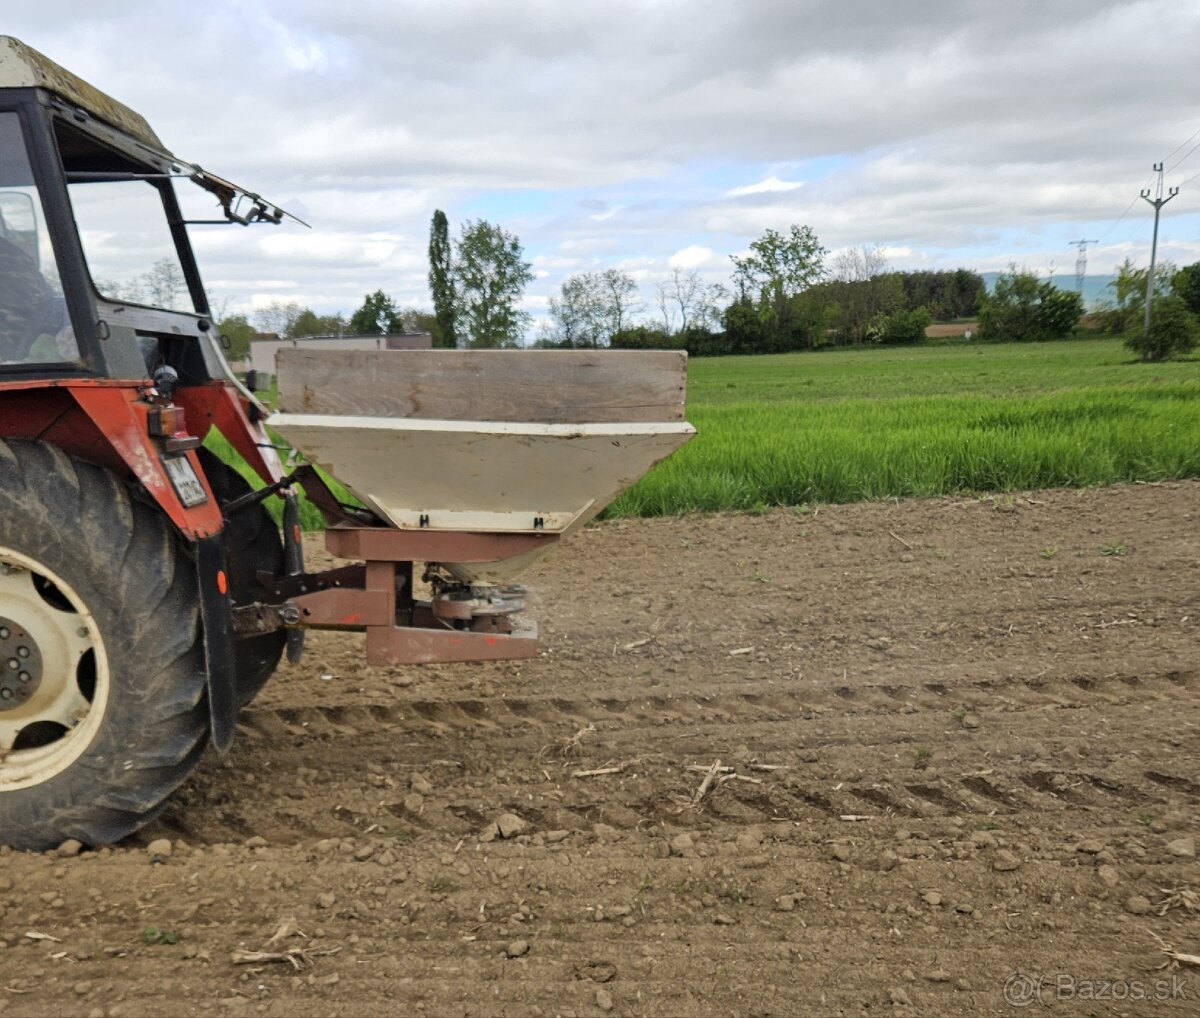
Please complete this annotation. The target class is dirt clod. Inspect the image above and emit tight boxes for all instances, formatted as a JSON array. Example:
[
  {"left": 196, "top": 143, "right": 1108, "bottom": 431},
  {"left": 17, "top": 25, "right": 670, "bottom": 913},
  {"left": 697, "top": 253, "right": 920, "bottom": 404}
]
[
  {"left": 992, "top": 850, "right": 1021, "bottom": 872},
  {"left": 669, "top": 833, "right": 695, "bottom": 857},
  {"left": 1125, "top": 894, "right": 1152, "bottom": 915},
  {"left": 146, "top": 838, "right": 173, "bottom": 859},
  {"left": 506, "top": 939, "right": 530, "bottom": 958},
  {"left": 1165, "top": 836, "right": 1195, "bottom": 858}
]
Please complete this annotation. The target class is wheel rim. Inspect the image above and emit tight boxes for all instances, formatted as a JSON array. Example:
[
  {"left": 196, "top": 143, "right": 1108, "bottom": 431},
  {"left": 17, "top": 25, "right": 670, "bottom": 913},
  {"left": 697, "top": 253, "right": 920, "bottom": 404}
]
[{"left": 0, "top": 547, "right": 109, "bottom": 791}]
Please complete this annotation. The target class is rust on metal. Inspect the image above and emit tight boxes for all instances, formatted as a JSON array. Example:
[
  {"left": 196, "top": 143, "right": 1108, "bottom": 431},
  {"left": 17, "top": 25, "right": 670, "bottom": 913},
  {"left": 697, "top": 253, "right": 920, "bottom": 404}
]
[
  {"left": 325, "top": 526, "right": 559, "bottom": 563},
  {"left": 291, "top": 587, "right": 391, "bottom": 629},
  {"left": 365, "top": 624, "right": 539, "bottom": 666}
]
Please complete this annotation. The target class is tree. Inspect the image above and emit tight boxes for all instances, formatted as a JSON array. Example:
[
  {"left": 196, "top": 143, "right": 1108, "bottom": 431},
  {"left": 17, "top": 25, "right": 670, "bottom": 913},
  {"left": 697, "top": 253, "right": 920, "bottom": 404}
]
[
  {"left": 144, "top": 258, "right": 188, "bottom": 310},
  {"left": 1171, "top": 262, "right": 1200, "bottom": 317},
  {"left": 428, "top": 209, "right": 457, "bottom": 348},
  {"left": 396, "top": 307, "right": 441, "bottom": 338},
  {"left": 598, "top": 269, "right": 641, "bottom": 339},
  {"left": 253, "top": 300, "right": 302, "bottom": 338},
  {"left": 828, "top": 245, "right": 901, "bottom": 345},
  {"left": 1098, "top": 258, "right": 1175, "bottom": 334},
  {"left": 217, "top": 313, "right": 256, "bottom": 360},
  {"left": 549, "top": 270, "right": 641, "bottom": 347},
  {"left": 731, "top": 225, "right": 826, "bottom": 307},
  {"left": 978, "top": 267, "right": 1082, "bottom": 343},
  {"left": 1125, "top": 294, "right": 1198, "bottom": 361},
  {"left": 349, "top": 290, "right": 402, "bottom": 336},
  {"left": 655, "top": 269, "right": 728, "bottom": 335},
  {"left": 730, "top": 225, "right": 827, "bottom": 350},
  {"left": 291, "top": 308, "right": 346, "bottom": 338},
  {"left": 452, "top": 219, "right": 534, "bottom": 348},
  {"left": 548, "top": 274, "right": 604, "bottom": 347}
]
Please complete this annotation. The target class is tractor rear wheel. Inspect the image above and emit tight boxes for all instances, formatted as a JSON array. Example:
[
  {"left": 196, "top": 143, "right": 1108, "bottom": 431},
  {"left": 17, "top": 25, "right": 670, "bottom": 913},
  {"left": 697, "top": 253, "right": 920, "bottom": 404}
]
[
  {"left": 0, "top": 440, "right": 209, "bottom": 850},
  {"left": 195, "top": 449, "right": 286, "bottom": 707}
]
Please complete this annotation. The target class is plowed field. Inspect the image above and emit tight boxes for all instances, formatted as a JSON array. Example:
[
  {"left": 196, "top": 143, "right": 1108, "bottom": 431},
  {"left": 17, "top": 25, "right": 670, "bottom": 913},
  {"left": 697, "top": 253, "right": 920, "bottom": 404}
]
[{"left": 3, "top": 482, "right": 1198, "bottom": 1016}]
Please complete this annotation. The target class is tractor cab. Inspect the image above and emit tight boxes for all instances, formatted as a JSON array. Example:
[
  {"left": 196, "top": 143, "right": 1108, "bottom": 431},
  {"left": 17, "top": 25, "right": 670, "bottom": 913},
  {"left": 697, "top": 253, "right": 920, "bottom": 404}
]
[{"left": 0, "top": 35, "right": 295, "bottom": 386}]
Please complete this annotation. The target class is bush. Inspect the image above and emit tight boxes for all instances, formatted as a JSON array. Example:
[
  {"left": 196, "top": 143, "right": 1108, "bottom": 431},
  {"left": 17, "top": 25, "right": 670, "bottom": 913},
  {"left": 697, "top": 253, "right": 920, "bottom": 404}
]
[
  {"left": 978, "top": 268, "right": 1082, "bottom": 343},
  {"left": 872, "top": 307, "right": 932, "bottom": 345},
  {"left": 1125, "top": 294, "right": 1199, "bottom": 362}
]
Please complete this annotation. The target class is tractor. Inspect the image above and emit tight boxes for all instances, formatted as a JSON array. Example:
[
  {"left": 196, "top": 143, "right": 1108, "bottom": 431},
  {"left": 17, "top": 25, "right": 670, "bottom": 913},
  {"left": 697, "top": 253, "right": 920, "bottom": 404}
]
[{"left": 0, "top": 38, "right": 691, "bottom": 850}]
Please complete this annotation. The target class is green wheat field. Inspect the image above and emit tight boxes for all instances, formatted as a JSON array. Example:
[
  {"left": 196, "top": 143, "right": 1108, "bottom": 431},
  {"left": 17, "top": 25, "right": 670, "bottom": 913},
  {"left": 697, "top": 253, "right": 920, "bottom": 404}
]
[{"left": 211, "top": 337, "right": 1200, "bottom": 529}]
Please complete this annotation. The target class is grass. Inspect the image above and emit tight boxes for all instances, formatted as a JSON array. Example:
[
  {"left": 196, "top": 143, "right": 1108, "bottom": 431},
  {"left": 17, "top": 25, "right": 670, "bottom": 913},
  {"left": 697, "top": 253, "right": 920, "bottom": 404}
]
[
  {"left": 204, "top": 427, "right": 356, "bottom": 531},
  {"left": 606, "top": 338, "right": 1200, "bottom": 517},
  {"left": 213, "top": 337, "right": 1199, "bottom": 528}
]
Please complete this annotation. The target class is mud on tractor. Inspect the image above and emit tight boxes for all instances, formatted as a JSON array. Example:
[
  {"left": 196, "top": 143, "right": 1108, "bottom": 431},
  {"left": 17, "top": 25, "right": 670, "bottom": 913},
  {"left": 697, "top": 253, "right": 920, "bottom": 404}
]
[{"left": 0, "top": 38, "right": 692, "bottom": 850}]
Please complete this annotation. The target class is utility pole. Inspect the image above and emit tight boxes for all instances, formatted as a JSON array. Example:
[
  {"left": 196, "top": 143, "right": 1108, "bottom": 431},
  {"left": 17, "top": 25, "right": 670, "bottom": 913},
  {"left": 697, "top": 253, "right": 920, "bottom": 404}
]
[
  {"left": 1069, "top": 239, "right": 1097, "bottom": 296},
  {"left": 1140, "top": 163, "right": 1179, "bottom": 332}
]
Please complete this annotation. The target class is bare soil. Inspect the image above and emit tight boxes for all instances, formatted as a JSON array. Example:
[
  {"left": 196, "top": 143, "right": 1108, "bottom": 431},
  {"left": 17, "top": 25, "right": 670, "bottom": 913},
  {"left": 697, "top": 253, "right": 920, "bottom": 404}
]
[{"left": 2, "top": 482, "right": 1199, "bottom": 1017}]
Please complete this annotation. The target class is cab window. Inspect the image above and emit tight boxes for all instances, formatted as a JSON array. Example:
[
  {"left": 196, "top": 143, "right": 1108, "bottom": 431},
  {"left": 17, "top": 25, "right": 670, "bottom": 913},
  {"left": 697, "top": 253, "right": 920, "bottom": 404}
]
[{"left": 0, "top": 111, "right": 76, "bottom": 366}]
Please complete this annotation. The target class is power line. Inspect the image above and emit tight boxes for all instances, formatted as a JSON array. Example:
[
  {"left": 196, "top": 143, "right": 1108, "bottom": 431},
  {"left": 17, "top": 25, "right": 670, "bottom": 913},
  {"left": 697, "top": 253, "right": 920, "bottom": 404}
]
[
  {"left": 1166, "top": 136, "right": 1200, "bottom": 173},
  {"left": 1164, "top": 125, "right": 1200, "bottom": 163},
  {"left": 1096, "top": 194, "right": 1142, "bottom": 243}
]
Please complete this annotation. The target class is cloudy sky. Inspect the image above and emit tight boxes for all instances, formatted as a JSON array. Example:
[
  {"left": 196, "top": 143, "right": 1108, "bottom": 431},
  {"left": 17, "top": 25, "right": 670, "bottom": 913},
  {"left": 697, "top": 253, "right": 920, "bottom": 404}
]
[{"left": 10, "top": 1, "right": 1200, "bottom": 330}]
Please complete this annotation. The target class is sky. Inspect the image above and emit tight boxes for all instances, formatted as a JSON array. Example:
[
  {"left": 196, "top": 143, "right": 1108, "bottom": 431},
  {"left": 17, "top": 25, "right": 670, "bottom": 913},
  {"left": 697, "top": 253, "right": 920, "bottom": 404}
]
[{"left": 9, "top": 1, "right": 1200, "bottom": 331}]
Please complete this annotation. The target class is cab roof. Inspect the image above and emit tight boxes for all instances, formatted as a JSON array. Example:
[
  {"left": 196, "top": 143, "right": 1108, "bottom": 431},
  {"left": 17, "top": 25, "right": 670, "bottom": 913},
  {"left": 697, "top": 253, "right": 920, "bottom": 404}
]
[{"left": 0, "top": 36, "right": 164, "bottom": 151}]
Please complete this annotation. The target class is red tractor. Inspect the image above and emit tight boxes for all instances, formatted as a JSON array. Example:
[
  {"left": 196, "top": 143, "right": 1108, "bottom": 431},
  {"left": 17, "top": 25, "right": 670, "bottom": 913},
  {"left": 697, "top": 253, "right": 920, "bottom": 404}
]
[
  {"left": 0, "top": 38, "right": 693, "bottom": 851},
  {"left": 0, "top": 37, "right": 326, "bottom": 848}
]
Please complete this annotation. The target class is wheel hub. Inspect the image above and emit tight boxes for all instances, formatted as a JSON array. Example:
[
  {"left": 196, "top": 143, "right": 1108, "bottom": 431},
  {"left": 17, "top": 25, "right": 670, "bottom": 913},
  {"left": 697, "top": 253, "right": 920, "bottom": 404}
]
[{"left": 0, "top": 615, "right": 42, "bottom": 710}]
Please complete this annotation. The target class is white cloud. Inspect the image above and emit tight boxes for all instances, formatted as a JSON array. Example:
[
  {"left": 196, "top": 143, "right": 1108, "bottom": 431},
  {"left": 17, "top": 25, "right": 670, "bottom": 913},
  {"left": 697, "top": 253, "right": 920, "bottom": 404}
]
[
  {"left": 667, "top": 245, "right": 718, "bottom": 270},
  {"left": 7, "top": 0, "right": 1200, "bottom": 319},
  {"left": 725, "top": 177, "right": 804, "bottom": 197}
]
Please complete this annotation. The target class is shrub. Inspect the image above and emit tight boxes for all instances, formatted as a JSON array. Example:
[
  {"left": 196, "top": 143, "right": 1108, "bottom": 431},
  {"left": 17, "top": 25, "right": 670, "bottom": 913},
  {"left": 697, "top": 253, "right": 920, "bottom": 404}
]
[
  {"left": 978, "top": 268, "right": 1082, "bottom": 343},
  {"left": 1125, "top": 294, "right": 1199, "bottom": 362},
  {"left": 873, "top": 307, "right": 932, "bottom": 345}
]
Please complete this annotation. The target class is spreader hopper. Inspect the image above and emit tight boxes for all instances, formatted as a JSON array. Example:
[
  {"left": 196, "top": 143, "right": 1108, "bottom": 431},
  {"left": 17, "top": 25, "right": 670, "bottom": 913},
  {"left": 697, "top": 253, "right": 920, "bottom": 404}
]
[
  {"left": 264, "top": 349, "right": 693, "bottom": 666},
  {"left": 270, "top": 349, "right": 694, "bottom": 582}
]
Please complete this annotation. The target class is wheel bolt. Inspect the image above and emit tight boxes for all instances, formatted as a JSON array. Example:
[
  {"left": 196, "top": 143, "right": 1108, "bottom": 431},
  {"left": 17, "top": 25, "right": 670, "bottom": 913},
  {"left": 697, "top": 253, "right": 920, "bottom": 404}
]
[
  {"left": 77, "top": 627, "right": 88, "bottom": 638},
  {"left": 0, "top": 689, "right": 11, "bottom": 700},
  {"left": 18, "top": 672, "right": 29, "bottom": 683},
  {"left": 6, "top": 659, "right": 17, "bottom": 670},
  {"left": 16, "top": 646, "right": 28, "bottom": 658},
  {"left": 0, "top": 626, "right": 8, "bottom": 639}
]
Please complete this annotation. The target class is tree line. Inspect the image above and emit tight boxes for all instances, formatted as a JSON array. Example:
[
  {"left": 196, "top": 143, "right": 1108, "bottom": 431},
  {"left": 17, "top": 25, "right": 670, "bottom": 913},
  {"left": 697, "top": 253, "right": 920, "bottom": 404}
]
[
  {"left": 559, "top": 226, "right": 986, "bottom": 356},
  {"left": 216, "top": 209, "right": 1200, "bottom": 362}
]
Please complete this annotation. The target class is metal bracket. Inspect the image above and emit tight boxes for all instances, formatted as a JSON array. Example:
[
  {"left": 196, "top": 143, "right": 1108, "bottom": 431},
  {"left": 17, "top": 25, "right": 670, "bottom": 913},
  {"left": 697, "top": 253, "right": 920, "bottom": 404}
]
[{"left": 231, "top": 601, "right": 301, "bottom": 636}]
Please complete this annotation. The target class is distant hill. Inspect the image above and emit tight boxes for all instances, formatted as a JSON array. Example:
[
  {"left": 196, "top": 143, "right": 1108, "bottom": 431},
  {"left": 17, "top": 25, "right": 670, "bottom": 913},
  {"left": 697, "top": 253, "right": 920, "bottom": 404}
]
[{"left": 981, "top": 271, "right": 1115, "bottom": 311}]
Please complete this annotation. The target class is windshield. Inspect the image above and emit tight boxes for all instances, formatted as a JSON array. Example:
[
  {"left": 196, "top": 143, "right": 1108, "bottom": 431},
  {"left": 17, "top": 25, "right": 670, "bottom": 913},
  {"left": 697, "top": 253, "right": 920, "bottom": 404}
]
[
  {"left": 0, "top": 112, "right": 77, "bottom": 366},
  {"left": 55, "top": 119, "right": 196, "bottom": 313}
]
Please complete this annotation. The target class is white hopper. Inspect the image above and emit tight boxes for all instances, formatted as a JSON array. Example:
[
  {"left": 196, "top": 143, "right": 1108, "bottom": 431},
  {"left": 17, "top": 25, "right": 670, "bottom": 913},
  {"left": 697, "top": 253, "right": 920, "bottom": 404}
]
[{"left": 268, "top": 349, "right": 694, "bottom": 583}]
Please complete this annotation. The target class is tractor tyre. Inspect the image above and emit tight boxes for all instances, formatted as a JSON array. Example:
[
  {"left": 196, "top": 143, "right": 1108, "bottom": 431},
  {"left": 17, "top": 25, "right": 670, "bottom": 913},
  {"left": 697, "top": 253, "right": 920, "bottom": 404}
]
[
  {"left": 0, "top": 440, "right": 209, "bottom": 850},
  {"left": 195, "top": 449, "right": 286, "bottom": 708}
]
